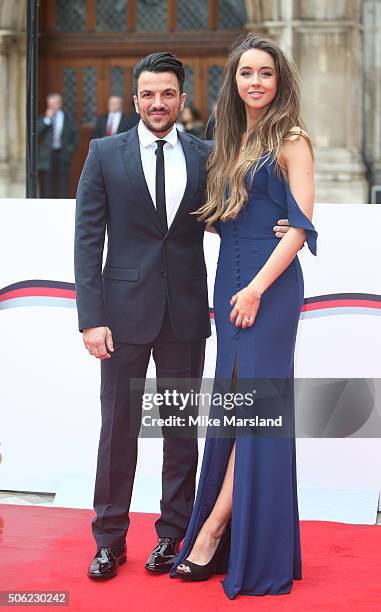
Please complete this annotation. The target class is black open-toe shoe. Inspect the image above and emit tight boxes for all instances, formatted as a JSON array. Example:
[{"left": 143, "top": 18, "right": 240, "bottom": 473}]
[
  {"left": 175, "top": 529, "right": 230, "bottom": 582},
  {"left": 176, "top": 556, "right": 216, "bottom": 582}
]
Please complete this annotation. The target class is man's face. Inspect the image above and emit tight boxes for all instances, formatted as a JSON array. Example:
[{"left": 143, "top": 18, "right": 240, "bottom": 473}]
[
  {"left": 134, "top": 71, "right": 186, "bottom": 137},
  {"left": 108, "top": 96, "right": 122, "bottom": 113},
  {"left": 47, "top": 95, "right": 62, "bottom": 112}
]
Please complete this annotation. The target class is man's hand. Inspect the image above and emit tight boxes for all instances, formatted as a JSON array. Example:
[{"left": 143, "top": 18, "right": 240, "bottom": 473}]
[
  {"left": 273, "top": 219, "right": 290, "bottom": 238},
  {"left": 83, "top": 326, "right": 114, "bottom": 359},
  {"left": 45, "top": 108, "right": 55, "bottom": 120}
]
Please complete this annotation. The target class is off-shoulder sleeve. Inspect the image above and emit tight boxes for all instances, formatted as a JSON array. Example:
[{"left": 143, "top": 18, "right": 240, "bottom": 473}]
[
  {"left": 286, "top": 186, "right": 317, "bottom": 255},
  {"left": 265, "top": 160, "right": 317, "bottom": 256}
]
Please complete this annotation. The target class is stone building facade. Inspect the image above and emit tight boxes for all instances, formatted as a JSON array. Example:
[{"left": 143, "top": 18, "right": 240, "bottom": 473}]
[
  {"left": 0, "top": 0, "right": 380, "bottom": 203},
  {"left": 0, "top": 0, "right": 26, "bottom": 196}
]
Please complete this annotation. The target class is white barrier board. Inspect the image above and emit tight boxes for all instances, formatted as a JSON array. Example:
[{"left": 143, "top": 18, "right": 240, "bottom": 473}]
[{"left": 1, "top": 199, "right": 381, "bottom": 522}]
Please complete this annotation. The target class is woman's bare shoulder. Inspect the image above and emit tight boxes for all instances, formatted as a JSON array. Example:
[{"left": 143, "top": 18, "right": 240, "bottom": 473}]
[
  {"left": 283, "top": 126, "right": 311, "bottom": 143},
  {"left": 280, "top": 127, "right": 313, "bottom": 174}
]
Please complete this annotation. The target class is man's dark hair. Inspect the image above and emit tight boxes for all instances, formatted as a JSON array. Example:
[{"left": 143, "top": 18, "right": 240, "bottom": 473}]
[{"left": 133, "top": 52, "right": 185, "bottom": 95}]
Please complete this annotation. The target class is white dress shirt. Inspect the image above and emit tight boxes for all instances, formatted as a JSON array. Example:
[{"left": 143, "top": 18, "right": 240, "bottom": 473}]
[
  {"left": 137, "top": 120, "right": 187, "bottom": 228},
  {"left": 43, "top": 109, "right": 64, "bottom": 149},
  {"left": 107, "top": 111, "right": 122, "bottom": 135}
]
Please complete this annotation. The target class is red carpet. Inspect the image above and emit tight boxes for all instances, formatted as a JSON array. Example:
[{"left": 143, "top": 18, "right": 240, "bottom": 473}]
[{"left": 1, "top": 504, "right": 381, "bottom": 611}]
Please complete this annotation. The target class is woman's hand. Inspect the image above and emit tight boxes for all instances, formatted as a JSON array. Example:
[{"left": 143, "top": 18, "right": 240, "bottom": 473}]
[{"left": 230, "top": 284, "right": 261, "bottom": 328}]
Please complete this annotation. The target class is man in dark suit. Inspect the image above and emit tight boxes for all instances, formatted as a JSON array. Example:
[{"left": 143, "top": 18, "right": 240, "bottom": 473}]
[
  {"left": 92, "top": 95, "right": 139, "bottom": 138},
  {"left": 75, "top": 52, "right": 211, "bottom": 581},
  {"left": 38, "top": 93, "right": 79, "bottom": 198}
]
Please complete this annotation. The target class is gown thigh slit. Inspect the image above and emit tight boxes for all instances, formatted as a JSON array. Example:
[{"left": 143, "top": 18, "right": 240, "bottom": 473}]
[{"left": 170, "top": 154, "right": 317, "bottom": 598}]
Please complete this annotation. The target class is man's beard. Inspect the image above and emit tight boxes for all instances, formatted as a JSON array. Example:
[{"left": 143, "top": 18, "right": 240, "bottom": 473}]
[{"left": 142, "top": 113, "right": 177, "bottom": 135}]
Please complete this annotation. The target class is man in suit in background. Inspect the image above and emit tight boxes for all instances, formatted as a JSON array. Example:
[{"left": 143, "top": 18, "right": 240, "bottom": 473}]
[
  {"left": 38, "top": 93, "right": 79, "bottom": 198},
  {"left": 92, "top": 95, "right": 139, "bottom": 138}
]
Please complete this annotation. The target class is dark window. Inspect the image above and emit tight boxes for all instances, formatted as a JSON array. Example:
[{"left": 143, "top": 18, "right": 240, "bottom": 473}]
[
  {"left": 176, "top": 0, "right": 209, "bottom": 30},
  {"left": 217, "top": 0, "right": 246, "bottom": 29},
  {"left": 63, "top": 68, "right": 77, "bottom": 117},
  {"left": 83, "top": 67, "right": 97, "bottom": 124},
  {"left": 136, "top": 0, "right": 167, "bottom": 32},
  {"left": 95, "top": 0, "right": 127, "bottom": 32},
  {"left": 55, "top": 0, "right": 86, "bottom": 32},
  {"left": 208, "top": 65, "right": 223, "bottom": 112},
  {"left": 110, "top": 66, "right": 126, "bottom": 98},
  {"left": 184, "top": 65, "right": 195, "bottom": 104}
]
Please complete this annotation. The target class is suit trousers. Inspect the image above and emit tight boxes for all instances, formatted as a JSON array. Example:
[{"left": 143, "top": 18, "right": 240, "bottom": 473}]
[
  {"left": 92, "top": 305, "right": 206, "bottom": 549},
  {"left": 39, "top": 149, "right": 70, "bottom": 198}
]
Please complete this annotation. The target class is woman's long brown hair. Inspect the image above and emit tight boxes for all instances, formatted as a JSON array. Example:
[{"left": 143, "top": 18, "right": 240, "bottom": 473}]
[{"left": 197, "top": 34, "right": 312, "bottom": 225}]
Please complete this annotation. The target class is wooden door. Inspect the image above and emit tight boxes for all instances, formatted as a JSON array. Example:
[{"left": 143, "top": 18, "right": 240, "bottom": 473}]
[{"left": 39, "top": 0, "right": 247, "bottom": 196}]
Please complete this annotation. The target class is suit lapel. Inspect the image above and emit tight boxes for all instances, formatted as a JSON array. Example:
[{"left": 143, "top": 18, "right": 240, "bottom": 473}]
[
  {"left": 116, "top": 114, "right": 125, "bottom": 134},
  {"left": 118, "top": 127, "right": 163, "bottom": 234},
  {"left": 168, "top": 130, "right": 201, "bottom": 234}
]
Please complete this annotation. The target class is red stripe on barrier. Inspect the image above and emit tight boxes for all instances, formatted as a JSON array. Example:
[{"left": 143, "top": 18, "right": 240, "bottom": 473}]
[
  {"left": 301, "top": 299, "right": 381, "bottom": 312},
  {"left": 1, "top": 290, "right": 381, "bottom": 314},
  {"left": 0, "top": 287, "right": 76, "bottom": 302}
]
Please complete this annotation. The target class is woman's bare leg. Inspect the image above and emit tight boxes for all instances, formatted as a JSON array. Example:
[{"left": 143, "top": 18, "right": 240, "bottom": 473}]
[{"left": 177, "top": 442, "right": 235, "bottom": 570}]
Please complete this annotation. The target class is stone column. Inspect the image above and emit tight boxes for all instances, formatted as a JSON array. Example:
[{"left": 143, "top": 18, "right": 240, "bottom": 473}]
[
  {"left": 0, "top": 33, "right": 10, "bottom": 196},
  {"left": 245, "top": 0, "right": 369, "bottom": 203},
  {"left": 363, "top": 0, "right": 381, "bottom": 199},
  {"left": 0, "top": 30, "right": 26, "bottom": 197},
  {"left": 0, "top": 0, "right": 26, "bottom": 197},
  {"left": 8, "top": 33, "right": 26, "bottom": 194}
]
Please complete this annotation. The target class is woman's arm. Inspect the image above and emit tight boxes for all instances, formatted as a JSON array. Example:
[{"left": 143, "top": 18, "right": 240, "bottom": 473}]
[{"left": 230, "top": 134, "right": 315, "bottom": 328}]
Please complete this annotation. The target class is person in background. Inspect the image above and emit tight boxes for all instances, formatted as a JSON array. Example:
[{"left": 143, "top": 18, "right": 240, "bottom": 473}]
[
  {"left": 181, "top": 104, "right": 205, "bottom": 139},
  {"left": 92, "top": 95, "right": 138, "bottom": 138},
  {"left": 38, "top": 93, "right": 79, "bottom": 198}
]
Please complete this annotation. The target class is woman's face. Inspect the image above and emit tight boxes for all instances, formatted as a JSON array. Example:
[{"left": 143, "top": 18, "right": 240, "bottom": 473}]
[{"left": 235, "top": 48, "right": 278, "bottom": 115}]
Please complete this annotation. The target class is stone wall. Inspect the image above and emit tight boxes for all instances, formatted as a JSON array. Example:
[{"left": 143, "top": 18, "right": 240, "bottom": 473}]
[
  {"left": 0, "top": 0, "right": 380, "bottom": 202},
  {"left": 245, "top": 0, "right": 374, "bottom": 203},
  {"left": 0, "top": 0, "right": 26, "bottom": 197}
]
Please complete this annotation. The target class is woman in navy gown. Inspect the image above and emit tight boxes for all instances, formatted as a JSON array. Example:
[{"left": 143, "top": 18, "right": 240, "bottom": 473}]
[{"left": 170, "top": 35, "right": 317, "bottom": 598}]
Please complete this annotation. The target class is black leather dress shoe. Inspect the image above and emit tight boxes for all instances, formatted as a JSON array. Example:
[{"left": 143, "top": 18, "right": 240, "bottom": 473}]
[
  {"left": 145, "top": 537, "right": 180, "bottom": 573},
  {"left": 88, "top": 546, "right": 126, "bottom": 580}
]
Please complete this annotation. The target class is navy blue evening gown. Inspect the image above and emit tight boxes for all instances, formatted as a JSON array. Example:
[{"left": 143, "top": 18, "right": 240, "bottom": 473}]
[{"left": 170, "top": 153, "right": 317, "bottom": 598}]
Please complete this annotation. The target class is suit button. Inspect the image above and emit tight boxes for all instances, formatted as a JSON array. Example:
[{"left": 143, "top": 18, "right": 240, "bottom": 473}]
[{"left": 161, "top": 270, "right": 166, "bottom": 277}]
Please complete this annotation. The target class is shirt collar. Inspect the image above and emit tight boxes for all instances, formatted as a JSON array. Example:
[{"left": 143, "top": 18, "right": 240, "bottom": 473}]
[{"left": 138, "top": 119, "right": 178, "bottom": 149}]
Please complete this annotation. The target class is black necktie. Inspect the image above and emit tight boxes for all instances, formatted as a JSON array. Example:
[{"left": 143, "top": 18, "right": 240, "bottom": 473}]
[{"left": 155, "top": 140, "right": 167, "bottom": 233}]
